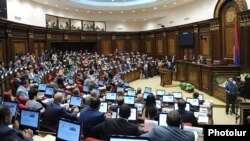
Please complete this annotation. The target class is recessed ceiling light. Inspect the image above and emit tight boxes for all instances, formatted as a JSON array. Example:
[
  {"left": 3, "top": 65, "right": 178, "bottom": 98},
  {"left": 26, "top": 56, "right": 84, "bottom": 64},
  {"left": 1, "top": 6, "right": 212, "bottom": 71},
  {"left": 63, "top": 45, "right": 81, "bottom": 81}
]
[
  {"left": 120, "top": 11, "right": 124, "bottom": 14},
  {"left": 98, "top": 11, "right": 102, "bottom": 14},
  {"left": 144, "top": 19, "right": 147, "bottom": 21},
  {"left": 132, "top": 10, "right": 135, "bottom": 13},
  {"left": 44, "top": 1, "right": 48, "bottom": 4},
  {"left": 163, "top": 5, "right": 166, "bottom": 7},
  {"left": 111, "top": 0, "right": 115, "bottom": 1},
  {"left": 142, "top": 9, "right": 146, "bottom": 12},
  {"left": 173, "top": 2, "right": 177, "bottom": 5},
  {"left": 65, "top": 7, "right": 69, "bottom": 10},
  {"left": 109, "top": 11, "right": 112, "bottom": 14},
  {"left": 154, "top": 7, "right": 157, "bottom": 10},
  {"left": 75, "top": 9, "right": 78, "bottom": 12},
  {"left": 133, "top": 19, "right": 136, "bottom": 22},
  {"left": 56, "top": 4, "right": 58, "bottom": 7},
  {"left": 86, "top": 10, "right": 90, "bottom": 13}
]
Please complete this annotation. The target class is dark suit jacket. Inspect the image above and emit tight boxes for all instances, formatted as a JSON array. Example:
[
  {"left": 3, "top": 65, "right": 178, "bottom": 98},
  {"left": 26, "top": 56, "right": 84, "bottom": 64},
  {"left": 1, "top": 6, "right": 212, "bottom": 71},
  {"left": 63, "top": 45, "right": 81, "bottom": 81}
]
[
  {"left": 42, "top": 102, "right": 77, "bottom": 130},
  {"left": 78, "top": 108, "right": 105, "bottom": 137},
  {"left": 0, "top": 124, "right": 33, "bottom": 141},
  {"left": 90, "top": 118, "right": 142, "bottom": 140},
  {"left": 177, "top": 109, "right": 198, "bottom": 126}
]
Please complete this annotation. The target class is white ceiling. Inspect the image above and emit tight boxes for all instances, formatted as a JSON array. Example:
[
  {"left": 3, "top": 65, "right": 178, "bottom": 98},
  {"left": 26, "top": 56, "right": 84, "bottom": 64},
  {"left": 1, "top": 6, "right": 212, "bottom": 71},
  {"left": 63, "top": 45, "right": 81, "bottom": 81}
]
[{"left": 31, "top": 0, "right": 196, "bottom": 22}]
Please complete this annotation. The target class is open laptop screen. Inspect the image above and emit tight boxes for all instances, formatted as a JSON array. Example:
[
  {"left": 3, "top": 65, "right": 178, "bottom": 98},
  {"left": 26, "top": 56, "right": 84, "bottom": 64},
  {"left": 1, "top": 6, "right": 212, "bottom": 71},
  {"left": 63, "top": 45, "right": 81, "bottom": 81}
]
[
  {"left": 156, "top": 89, "right": 165, "bottom": 96},
  {"left": 3, "top": 101, "right": 18, "bottom": 117},
  {"left": 159, "top": 113, "right": 168, "bottom": 126},
  {"left": 198, "top": 94, "right": 204, "bottom": 101},
  {"left": 105, "top": 92, "right": 117, "bottom": 101},
  {"left": 172, "top": 92, "right": 183, "bottom": 99},
  {"left": 117, "top": 87, "right": 124, "bottom": 92},
  {"left": 127, "top": 90, "right": 136, "bottom": 97},
  {"left": 144, "top": 87, "right": 152, "bottom": 93},
  {"left": 20, "top": 109, "right": 40, "bottom": 129},
  {"left": 174, "top": 103, "right": 190, "bottom": 111},
  {"left": 38, "top": 83, "right": 47, "bottom": 91},
  {"left": 124, "top": 96, "right": 135, "bottom": 105},
  {"left": 186, "top": 98, "right": 199, "bottom": 107},
  {"left": 83, "top": 85, "right": 89, "bottom": 92},
  {"left": 143, "top": 92, "right": 150, "bottom": 99},
  {"left": 56, "top": 119, "right": 81, "bottom": 141},
  {"left": 163, "top": 95, "right": 174, "bottom": 103},
  {"left": 45, "top": 87, "right": 54, "bottom": 98},
  {"left": 99, "top": 102, "right": 108, "bottom": 113},
  {"left": 156, "top": 100, "right": 162, "bottom": 109},
  {"left": 70, "top": 96, "right": 83, "bottom": 107}
]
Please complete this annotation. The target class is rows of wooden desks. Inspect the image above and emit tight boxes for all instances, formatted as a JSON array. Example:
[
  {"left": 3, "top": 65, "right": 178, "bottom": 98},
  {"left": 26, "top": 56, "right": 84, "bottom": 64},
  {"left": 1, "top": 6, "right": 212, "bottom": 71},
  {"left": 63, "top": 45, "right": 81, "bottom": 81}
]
[{"left": 176, "top": 60, "right": 240, "bottom": 102}]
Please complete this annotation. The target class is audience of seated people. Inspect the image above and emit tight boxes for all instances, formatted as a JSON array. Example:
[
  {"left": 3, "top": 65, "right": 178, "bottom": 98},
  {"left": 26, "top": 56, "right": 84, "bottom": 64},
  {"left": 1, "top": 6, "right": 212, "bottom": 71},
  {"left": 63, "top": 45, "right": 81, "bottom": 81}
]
[{"left": 0, "top": 50, "right": 209, "bottom": 141}]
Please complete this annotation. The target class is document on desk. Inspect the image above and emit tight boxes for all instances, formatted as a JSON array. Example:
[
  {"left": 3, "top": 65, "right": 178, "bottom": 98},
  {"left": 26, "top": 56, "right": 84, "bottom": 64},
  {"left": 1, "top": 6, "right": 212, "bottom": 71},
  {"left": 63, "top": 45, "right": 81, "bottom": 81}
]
[{"left": 33, "top": 135, "right": 56, "bottom": 141}]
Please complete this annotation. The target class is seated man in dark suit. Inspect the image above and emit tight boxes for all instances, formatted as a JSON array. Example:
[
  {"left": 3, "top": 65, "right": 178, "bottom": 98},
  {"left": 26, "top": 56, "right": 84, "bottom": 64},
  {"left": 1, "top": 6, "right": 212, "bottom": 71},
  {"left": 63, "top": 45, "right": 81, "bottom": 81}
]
[
  {"left": 78, "top": 98, "right": 105, "bottom": 138},
  {"left": 109, "top": 96, "right": 124, "bottom": 112},
  {"left": 141, "top": 110, "right": 194, "bottom": 141},
  {"left": 177, "top": 99, "right": 198, "bottom": 126},
  {"left": 90, "top": 104, "right": 142, "bottom": 140},
  {"left": 0, "top": 105, "right": 33, "bottom": 141},
  {"left": 42, "top": 93, "right": 79, "bottom": 131}
]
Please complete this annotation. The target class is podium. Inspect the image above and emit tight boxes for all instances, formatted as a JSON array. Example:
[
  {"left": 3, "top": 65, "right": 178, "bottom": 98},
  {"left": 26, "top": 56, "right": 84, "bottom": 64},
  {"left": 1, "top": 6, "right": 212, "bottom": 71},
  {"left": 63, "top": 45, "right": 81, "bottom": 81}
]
[{"left": 159, "top": 68, "right": 172, "bottom": 86}]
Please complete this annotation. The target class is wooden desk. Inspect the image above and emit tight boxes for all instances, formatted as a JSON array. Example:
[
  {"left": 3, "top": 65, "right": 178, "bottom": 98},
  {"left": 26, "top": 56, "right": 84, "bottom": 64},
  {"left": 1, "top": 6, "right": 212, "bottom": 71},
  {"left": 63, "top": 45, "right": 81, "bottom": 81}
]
[
  {"left": 176, "top": 60, "right": 240, "bottom": 102},
  {"left": 121, "top": 69, "right": 140, "bottom": 83},
  {"left": 159, "top": 68, "right": 172, "bottom": 86}
]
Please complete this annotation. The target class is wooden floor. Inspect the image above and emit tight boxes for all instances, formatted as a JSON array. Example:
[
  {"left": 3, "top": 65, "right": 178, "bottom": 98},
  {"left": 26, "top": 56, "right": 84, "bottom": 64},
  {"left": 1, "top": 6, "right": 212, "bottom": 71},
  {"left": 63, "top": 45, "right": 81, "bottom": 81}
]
[{"left": 130, "top": 76, "right": 242, "bottom": 125}]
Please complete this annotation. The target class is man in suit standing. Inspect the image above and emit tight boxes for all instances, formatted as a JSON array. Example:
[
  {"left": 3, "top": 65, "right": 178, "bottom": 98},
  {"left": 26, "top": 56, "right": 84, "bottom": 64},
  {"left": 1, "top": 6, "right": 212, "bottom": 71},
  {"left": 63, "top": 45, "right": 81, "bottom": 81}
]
[
  {"left": 141, "top": 110, "right": 194, "bottom": 141},
  {"left": 177, "top": 99, "right": 198, "bottom": 126},
  {"left": 78, "top": 98, "right": 105, "bottom": 138},
  {"left": 225, "top": 77, "right": 237, "bottom": 115},
  {"left": 90, "top": 104, "right": 141, "bottom": 140},
  {"left": 42, "top": 93, "right": 79, "bottom": 131}
]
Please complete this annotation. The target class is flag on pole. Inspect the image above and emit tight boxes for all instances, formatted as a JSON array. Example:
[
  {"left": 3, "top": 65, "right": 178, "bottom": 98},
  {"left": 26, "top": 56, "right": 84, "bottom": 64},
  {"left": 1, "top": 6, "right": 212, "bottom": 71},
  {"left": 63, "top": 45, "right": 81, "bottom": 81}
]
[{"left": 233, "top": 18, "right": 240, "bottom": 65}]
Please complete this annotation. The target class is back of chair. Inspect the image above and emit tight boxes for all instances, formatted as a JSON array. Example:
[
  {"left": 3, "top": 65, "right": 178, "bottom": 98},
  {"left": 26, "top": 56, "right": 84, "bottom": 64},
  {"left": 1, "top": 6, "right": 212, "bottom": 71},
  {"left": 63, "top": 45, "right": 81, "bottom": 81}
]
[
  {"left": 3, "top": 91, "right": 12, "bottom": 101},
  {"left": 18, "top": 96, "right": 28, "bottom": 105},
  {"left": 85, "top": 137, "right": 102, "bottom": 141},
  {"left": 19, "top": 103, "right": 29, "bottom": 110}
]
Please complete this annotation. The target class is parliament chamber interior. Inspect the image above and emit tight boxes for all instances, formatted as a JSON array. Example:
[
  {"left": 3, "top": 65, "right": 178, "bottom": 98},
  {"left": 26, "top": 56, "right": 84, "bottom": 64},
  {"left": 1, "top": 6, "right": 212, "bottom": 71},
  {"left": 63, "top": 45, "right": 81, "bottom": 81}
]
[{"left": 0, "top": 0, "right": 250, "bottom": 141}]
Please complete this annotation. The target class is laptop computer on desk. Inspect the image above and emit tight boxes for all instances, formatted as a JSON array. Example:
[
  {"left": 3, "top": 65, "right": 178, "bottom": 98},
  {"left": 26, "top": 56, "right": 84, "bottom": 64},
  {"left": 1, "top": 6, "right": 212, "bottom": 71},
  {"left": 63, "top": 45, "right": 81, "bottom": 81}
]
[
  {"left": 19, "top": 109, "right": 40, "bottom": 133},
  {"left": 56, "top": 119, "right": 81, "bottom": 141},
  {"left": 38, "top": 83, "right": 47, "bottom": 97}
]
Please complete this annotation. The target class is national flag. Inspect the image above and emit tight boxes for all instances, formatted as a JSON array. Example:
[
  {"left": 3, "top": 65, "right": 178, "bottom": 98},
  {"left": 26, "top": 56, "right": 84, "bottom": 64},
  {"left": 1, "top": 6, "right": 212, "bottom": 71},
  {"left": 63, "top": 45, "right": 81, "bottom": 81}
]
[{"left": 233, "top": 18, "right": 240, "bottom": 65}]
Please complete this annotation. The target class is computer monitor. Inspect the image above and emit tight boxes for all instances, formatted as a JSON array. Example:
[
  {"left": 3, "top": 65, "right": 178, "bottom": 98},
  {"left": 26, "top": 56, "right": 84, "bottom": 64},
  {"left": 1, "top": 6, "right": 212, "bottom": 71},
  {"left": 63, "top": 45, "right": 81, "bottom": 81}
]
[
  {"left": 83, "top": 85, "right": 89, "bottom": 93},
  {"left": 162, "top": 95, "right": 174, "bottom": 103},
  {"left": 20, "top": 109, "right": 40, "bottom": 130},
  {"left": 70, "top": 96, "right": 83, "bottom": 107},
  {"left": 198, "top": 94, "right": 204, "bottom": 101},
  {"left": 174, "top": 103, "right": 190, "bottom": 111},
  {"left": 186, "top": 98, "right": 199, "bottom": 107},
  {"left": 159, "top": 113, "right": 168, "bottom": 126},
  {"left": 156, "top": 89, "right": 165, "bottom": 96},
  {"left": 124, "top": 82, "right": 129, "bottom": 87},
  {"left": 156, "top": 100, "right": 162, "bottom": 109},
  {"left": 45, "top": 87, "right": 54, "bottom": 98},
  {"left": 105, "top": 92, "right": 117, "bottom": 101},
  {"left": 33, "top": 74, "right": 40, "bottom": 83},
  {"left": 143, "top": 92, "right": 151, "bottom": 99},
  {"left": 38, "top": 83, "right": 47, "bottom": 91},
  {"left": 109, "top": 136, "right": 150, "bottom": 141},
  {"left": 124, "top": 96, "right": 135, "bottom": 105},
  {"left": 127, "top": 90, "right": 136, "bottom": 97},
  {"left": 144, "top": 87, "right": 152, "bottom": 93},
  {"left": 172, "top": 92, "right": 183, "bottom": 99},
  {"left": 117, "top": 107, "right": 137, "bottom": 121},
  {"left": 56, "top": 119, "right": 81, "bottom": 141},
  {"left": 3, "top": 101, "right": 18, "bottom": 118},
  {"left": 99, "top": 102, "right": 108, "bottom": 113},
  {"left": 117, "top": 87, "right": 124, "bottom": 92}
]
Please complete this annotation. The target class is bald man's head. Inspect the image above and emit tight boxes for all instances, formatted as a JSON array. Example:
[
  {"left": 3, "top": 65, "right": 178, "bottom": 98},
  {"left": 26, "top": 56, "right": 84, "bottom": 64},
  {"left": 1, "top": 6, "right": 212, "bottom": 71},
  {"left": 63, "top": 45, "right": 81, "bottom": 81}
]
[{"left": 54, "top": 93, "right": 63, "bottom": 103}]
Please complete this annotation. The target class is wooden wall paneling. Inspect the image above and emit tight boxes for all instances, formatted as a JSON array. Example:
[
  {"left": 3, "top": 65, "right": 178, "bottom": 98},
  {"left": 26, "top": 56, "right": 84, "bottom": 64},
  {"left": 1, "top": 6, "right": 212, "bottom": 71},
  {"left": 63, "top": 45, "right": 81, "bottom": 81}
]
[
  {"left": 145, "top": 39, "right": 152, "bottom": 55},
  {"left": 187, "top": 65, "right": 201, "bottom": 89},
  {"left": 210, "top": 19, "right": 222, "bottom": 60},
  {"left": 0, "top": 40, "right": 5, "bottom": 63},
  {"left": 194, "top": 25, "right": 200, "bottom": 56},
  {"left": 99, "top": 39, "right": 111, "bottom": 55},
  {"left": 156, "top": 37, "right": 164, "bottom": 55},
  {"left": 116, "top": 39, "right": 125, "bottom": 52},
  {"left": 239, "top": 11, "right": 250, "bottom": 72},
  {"left": 201, "top": 68, "right": 212, "bottom": 94},
  {"left": 68, "top": 32, "right": 81, "bottom": 41},
  {"left": 12, "top": 40, "right": 27, "bottom": 57},
  {"left": 199, "top": 33, "right": 211, "bottom": 58},
  {"left": 176, "top": 63, "right": 187, "bottom": 81},
  {"left": 167, "top": 36, "right": 177, "bottom": 58},
  {"left": 130, "top": 39, "right": 139, "bottom": 52}
]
